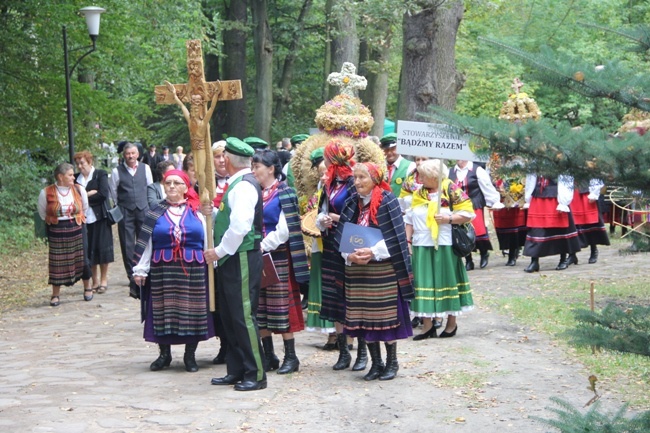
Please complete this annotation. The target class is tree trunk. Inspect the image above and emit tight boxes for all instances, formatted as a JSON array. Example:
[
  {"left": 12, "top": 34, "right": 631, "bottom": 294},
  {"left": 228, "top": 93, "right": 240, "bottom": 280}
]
[
  {"left": 397, "top": 0, "right": 465, "bottom": 124},
  {"left": 327, "top": 0, "right": 359, "bottom": 100},
  {"left": 221, "top": 0, "right": 248, "bottom": 139},
  {"left": 274, "top": 0, "right": 313, "bottom": 119},
  {"left": 251, "top": 0, "right": 273, "bottom": 143}
]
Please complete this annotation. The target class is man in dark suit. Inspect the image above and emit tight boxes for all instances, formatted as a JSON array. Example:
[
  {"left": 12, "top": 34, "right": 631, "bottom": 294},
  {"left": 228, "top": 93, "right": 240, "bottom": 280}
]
[{"left": 141, "top": 143, "right": 162, "bottom": 168}]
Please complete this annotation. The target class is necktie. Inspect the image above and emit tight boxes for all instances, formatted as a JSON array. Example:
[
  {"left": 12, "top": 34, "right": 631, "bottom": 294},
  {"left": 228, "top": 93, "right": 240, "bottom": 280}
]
[{"left": 388, "top": 164, "right": 395, "bottom": 182}]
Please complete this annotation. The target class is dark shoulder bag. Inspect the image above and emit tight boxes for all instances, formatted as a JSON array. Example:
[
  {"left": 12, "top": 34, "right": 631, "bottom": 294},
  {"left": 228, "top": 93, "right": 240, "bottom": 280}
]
[{"left": 447, "top": 183, "right": 476, "bottom": 257}]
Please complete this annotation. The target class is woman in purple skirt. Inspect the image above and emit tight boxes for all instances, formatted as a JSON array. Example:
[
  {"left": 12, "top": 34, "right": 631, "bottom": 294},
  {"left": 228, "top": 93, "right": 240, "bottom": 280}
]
[{"left": 334, "top": 162, "right": 414, "bottom": 381}]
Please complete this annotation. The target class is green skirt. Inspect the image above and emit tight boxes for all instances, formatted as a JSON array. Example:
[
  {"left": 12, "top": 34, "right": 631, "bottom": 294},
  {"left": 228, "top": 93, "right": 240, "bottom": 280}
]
[
  {"left": 306, "top": 252, "right": 335, "bottom": 332},
  {"left": 410, "top": 245, "right": 474, "bottom": 318}
]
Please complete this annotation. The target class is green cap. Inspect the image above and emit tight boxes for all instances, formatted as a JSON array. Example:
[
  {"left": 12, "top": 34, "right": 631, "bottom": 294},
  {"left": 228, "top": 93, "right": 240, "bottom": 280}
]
[
  {"left": 225, "top": 137, "right": 255, "bottom": 157},
  {"left": 243, "top": 136, "right": 269, "bottom": 149},
  {"left": 379, "top": 132, "right": 398, "bottom": 148},
  {"left": 309, "top": 147, "right": 325, "bottom": 163},
  {"left": 291, "top": 134, "right": 310, "bottom": 145}
]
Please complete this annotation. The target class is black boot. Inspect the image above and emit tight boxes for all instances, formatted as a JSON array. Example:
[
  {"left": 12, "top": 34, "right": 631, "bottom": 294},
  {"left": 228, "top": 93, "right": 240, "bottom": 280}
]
[
  {"left": 184, "top": 342, "right": 199, "bottom": 372},
  {"left": 524, "top": 257, "right": 539, "bottom": 273},
  {"left": 363, "top": 342, "right": 385, "bottom": 381},
  {"left": 262, "top": 336, "right": 280, "bottom": 372},
  {"left": 332, "top": 333, "right": 351, "bottom": 370},
  {"left": 212, "top": 338, "right": 228, "bottom": 365},
  {"left": 479, "top": 251, "right": 489, "bottom": 268},
  {"left": 352, "top": 337, "right": 368, "bottom": 371},
  {"left": 588, "top": 245, "right": 599, "bottom": 264},
  {"left": 150, "top": 344, "right": 172, "bottom": 371},
  {"left": 505, "top": 248, "right": 517, "bottom": 266},
  {"left": 277, "top": 338, "right": 300, "bottom": 374},
  {"left": 378, "top": 342, "right": 399, "bottom": 381},
  {"left": 465, "top": 255, "right": 474, "bottom": 271}
]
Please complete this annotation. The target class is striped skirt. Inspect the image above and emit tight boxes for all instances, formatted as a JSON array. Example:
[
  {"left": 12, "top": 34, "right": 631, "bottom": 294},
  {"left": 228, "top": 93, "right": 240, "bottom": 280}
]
[
  {"left": 319, "top": 235, "right": 346, "bottom": 323},
  {"left": 144, "top": 256, "right": 214, "bottom": 344},
  {"left": 411, "top": 245, "right": 474, "bottom": 318},
  {"left": 493, "top": 208, "right": 528, "bottom": 251},
  {"left": 257, "top": 245, "right": 304, "bottom": 334},
  {"left": 344, "top": 260, "right": 412, "bottom": 341},
  {"left": 306, "top": 251, "right": 335, "bottom": 333},
  {"left": 47, "top": 219, "right": 90, "bottom": 286}
]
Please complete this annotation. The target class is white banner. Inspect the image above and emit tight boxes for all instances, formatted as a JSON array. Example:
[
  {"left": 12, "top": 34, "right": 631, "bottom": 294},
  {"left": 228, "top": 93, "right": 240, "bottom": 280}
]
[{"left": 396, "top": 120, "right": 476, "bottom": 160}]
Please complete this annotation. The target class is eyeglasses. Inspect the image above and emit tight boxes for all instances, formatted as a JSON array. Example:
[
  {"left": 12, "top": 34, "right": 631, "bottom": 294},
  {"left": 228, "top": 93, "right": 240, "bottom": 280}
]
[{"left": 164, "top": 180, "right": 185, "bottom": 187}]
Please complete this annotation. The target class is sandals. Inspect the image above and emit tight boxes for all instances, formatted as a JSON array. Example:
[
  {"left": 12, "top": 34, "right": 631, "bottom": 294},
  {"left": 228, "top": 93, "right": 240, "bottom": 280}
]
[
  {"left": 96, "top": 285, "right": 108, "bottom": 294},
  {"left": 83, "top": 289, "right": 94, "bottom": 302},
  {"left": 50, "top": 296, "right": 60, "bottom": 307}
]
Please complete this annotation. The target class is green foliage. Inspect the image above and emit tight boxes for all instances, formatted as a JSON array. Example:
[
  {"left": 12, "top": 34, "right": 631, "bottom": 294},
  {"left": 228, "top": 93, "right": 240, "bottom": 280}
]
[
  {"left": 0, "top": 220, "right": 40, "bottom": 255},
  {"left": 532, "top": 397, "right": 650, "bottom": 433},
  {"left": 0, "top": 151, "right": 48, "bottom": 222},
  {"left": 565, "top": 304, "right": 650, "bottom": 357}
]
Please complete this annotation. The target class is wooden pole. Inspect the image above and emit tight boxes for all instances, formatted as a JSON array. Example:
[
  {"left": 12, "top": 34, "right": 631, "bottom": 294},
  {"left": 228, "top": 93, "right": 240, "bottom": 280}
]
[{"left": 436, "top": 158, "right": 444, "bottom": 245}]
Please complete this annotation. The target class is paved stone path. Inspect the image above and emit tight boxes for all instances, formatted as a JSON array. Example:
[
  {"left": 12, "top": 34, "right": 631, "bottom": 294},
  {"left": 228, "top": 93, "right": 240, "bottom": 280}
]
[{"left": 0, "top": 239, "right": 644, "bottom": 432}]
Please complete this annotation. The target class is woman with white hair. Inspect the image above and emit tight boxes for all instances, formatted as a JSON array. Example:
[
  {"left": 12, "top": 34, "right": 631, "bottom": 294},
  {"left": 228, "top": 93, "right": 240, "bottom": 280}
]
[{"left": 405, "top": 159, "right": 475, "bottom": 339}]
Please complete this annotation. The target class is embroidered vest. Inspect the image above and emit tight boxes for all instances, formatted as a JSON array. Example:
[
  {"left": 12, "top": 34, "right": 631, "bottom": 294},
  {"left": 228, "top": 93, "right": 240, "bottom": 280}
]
[
  {"left": 45, "top": 184, "right": 85, "bottom": 225},
  {"left": 449, "top": 167, "right": 486, "bottom": 209}
]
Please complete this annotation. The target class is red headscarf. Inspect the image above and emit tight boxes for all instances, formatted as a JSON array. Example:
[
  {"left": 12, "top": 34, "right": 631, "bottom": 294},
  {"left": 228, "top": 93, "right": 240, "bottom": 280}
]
[
  {"left": 323, "top": 138, "right": 355, "bottom": 189},
  {"left": 359, "top": 162, "right": 391, "bottom": 226},
  {"left": 163, "top": 169, "right": 200, "bottom": 211}
]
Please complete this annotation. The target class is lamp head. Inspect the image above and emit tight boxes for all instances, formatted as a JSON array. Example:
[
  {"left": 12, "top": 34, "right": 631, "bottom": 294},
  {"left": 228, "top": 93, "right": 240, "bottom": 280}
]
[{"left": 79, "top": 6, "right": 105, "bottom": 39}]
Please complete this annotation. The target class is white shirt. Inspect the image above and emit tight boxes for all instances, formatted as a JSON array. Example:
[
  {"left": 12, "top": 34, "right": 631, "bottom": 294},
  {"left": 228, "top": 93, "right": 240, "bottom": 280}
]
[
  {"left": 524, "top": 174, "right": 574, "bottom": 211},
  {"left": 453, "top": 161, "right": 503, "bottom": 208},
  {"left": 404, "top": 191, "right": 475, "bottom": 247},
  {"left": 109, "top": 162, "right": 154, "bottom": 205},
  {"left": 261, "top": 211, "right": 289, "bottom": 252},
  {"left": 214, "top": 168, "right": 259, "bottom": 260},
  {"left": 389, "top": 156, "right": 416, "bottom": 181},
  {"left": 76, "top": 167, "right": 97, "bottom": 224},
  {"left": 38, "top": 185, "right": 89, "bottom": 221}
]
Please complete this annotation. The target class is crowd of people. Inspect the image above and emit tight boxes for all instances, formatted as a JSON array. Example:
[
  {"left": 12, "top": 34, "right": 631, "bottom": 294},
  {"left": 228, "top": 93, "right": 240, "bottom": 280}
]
[{"left": 38, "top": 131, "right": 610, "bottom": 391}]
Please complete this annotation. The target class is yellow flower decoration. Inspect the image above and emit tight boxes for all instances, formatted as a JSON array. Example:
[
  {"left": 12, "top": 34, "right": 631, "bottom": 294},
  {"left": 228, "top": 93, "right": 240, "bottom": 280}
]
[{"left": 395, "top": 178, "right": 403, "bottom": 185}]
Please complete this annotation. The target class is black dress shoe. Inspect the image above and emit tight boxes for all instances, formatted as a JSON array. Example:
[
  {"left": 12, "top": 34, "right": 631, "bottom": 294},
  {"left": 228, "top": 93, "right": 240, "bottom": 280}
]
[
  {"left": 480, "top": 253, "right": 489, "bottom": 269},
  {"left": 211, "top": 374, "right": 243, "bottom": 385},
  {"left": 555, "top": 260, "right": 569, "bottom": 271},
  {"left": 439, "top": 326, "right": 457, "bottom": 338},
  {"left": 588, "top": 249, "right": 598, "bottom": 264},
  {"left": 567, "top": 253, "right": 578, "bottom": 265},
  {"left": 411, "top": 317, "right": 422, "bottom": 328},
  {"left": 505, "top": 258, "right": 517, "bottom": 266},
  {"left": 433, "top": 319, "right": 443, "bottom": 329},
  {"left": 234, "top": 379, "right": 267, "bottom": 391},
  {"left": 465, "top": 259, "right": 474, "bottom": 271},
  {"left": 413, "top": 327, "right": 437, "bottom": 340}
]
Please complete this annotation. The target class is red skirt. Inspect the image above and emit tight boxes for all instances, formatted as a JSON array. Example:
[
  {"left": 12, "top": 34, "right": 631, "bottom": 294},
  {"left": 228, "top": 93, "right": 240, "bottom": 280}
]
[
  {"left": 471, "top": 207, "right": 488, "bottom": 237},
  {"left": 570, "top": 191, "right": 599, "bottom": 225},
  {"left": 492, "top": 207, "right": 527, "bottom": 229},
  {"left": 527, "top": 197, "right": 568, "bottom": 228}
]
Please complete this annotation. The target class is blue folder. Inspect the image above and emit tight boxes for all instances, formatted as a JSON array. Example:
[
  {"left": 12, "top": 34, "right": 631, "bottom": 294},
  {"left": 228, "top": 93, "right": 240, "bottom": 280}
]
[{"left": 339, "top": 222, "right": 384, "bottom": 253}]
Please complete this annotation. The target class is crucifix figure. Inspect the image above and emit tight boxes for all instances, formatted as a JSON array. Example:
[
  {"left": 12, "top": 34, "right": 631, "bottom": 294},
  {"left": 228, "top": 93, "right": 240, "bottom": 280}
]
[
  {"left": 327, "top": 62, "right": 367, "bottom": 97},
  {"left": 154, "top": 39, "right": 243, "bottom": 311}
]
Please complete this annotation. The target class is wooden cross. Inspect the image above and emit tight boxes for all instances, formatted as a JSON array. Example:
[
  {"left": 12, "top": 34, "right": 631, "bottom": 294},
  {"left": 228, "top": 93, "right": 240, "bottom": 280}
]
[
  {"left": 511, "top": 77, "right": 524, "bottom": 95},
  {"left": 327, "top": 62, "right": 367, "bottom": 97},
  {"left": 154, "top": 39, "right": 243, "bottom": 312}
]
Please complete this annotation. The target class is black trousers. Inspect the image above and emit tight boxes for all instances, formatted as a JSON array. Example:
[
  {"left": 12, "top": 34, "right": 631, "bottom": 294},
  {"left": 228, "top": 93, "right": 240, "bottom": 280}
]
[
  {"left": 117, "top": 206, "right": 146, "bottom": 279},
  {"left": 217, "top": 249, "right": 265, "bottom": 382}
]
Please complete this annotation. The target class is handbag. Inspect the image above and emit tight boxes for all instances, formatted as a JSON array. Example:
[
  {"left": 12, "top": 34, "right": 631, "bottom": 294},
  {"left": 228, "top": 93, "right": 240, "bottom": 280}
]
[
  {"left": 105, "top": 200, "right": 123, "bottom": 225},
  {"left": 448, "top": 183, "right": 476, "bottom": 257}
]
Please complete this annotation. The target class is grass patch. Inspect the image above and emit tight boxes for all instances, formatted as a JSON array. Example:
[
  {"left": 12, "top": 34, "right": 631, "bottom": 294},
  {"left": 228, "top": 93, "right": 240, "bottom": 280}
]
[{"left": 487, "top": 274, "right": 650, "bottom": 409}]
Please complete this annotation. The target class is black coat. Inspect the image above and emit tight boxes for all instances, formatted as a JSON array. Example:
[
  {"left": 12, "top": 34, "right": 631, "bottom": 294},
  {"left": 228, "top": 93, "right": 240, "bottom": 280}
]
[{"left": 75, "top": 168, "right": 110, "bottom": 221}]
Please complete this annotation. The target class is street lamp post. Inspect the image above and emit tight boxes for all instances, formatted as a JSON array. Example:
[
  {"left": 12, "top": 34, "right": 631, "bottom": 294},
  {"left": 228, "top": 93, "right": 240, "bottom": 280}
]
[{"left": 63, "top": 6, "right": 105, "bottom": 164}]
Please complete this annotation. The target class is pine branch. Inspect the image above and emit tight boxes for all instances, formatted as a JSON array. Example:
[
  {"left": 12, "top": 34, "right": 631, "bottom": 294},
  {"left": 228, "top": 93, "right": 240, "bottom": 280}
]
[{"left": 578, "top": 21, "right": 650, "bottom": 52}]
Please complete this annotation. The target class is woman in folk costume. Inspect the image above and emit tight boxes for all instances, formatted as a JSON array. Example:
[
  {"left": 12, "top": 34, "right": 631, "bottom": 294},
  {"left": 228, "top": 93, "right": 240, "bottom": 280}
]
[
  {"left": 334, "top": 162, "right": 414, "bottom": 381},
  {"left": 522, "top": 174, "right": 581, "bottom": 272},
  {"left": 38, "top": 162, "right": 93, "bottom": 306},
  {"left": 398, "top": 155, "right": 430, "bottom": 212},
  {"left": 251, "top": 150, "right": 310, "bottom": 375},
  {"left": 315, "top": 138, "right": 368, "bottom": 372},
  {"left": 568, "top": 179, "right": 610, "bottom": 264},
  {"left": 132, "top": 169, "right": 214, "bottom": 373},
  {"left": 448, "top": 160, "right": 504, "bottom": 270},
  {"left": 405, "top": 159, "right": 475, "bottom": 339},
  {"left": 305, "top": 148, "right": 337, "bottom": 338}
]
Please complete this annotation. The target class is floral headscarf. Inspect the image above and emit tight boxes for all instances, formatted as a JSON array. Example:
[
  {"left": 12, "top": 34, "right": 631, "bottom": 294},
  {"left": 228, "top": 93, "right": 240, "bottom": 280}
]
[
  {"left": 323, "top": 138, "right": 355, "bottom": 189},
  {"left": 359, "top": 162, "right": 391, "bottom": 226},
  {"left": 163, "top": 169, "right": 200, "bottom": 211}
]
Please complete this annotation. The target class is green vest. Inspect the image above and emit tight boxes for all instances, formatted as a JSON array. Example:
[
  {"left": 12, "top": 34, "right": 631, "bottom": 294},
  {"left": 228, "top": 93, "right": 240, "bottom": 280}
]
[
  {"left": 286, "top": 163, "right": 295, "bottom": 188},
  {"left": 213, "top": 176, "right": 260, "bottom": 266},
  {"left": 390, "top": 158, "right": 412, "bottom": 197}
]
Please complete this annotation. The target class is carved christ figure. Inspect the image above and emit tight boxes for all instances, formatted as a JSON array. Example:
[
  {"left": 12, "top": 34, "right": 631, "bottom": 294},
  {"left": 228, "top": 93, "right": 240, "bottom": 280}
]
[{"left": 165, "top": 80, "right": 219, "bottom": 199}]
